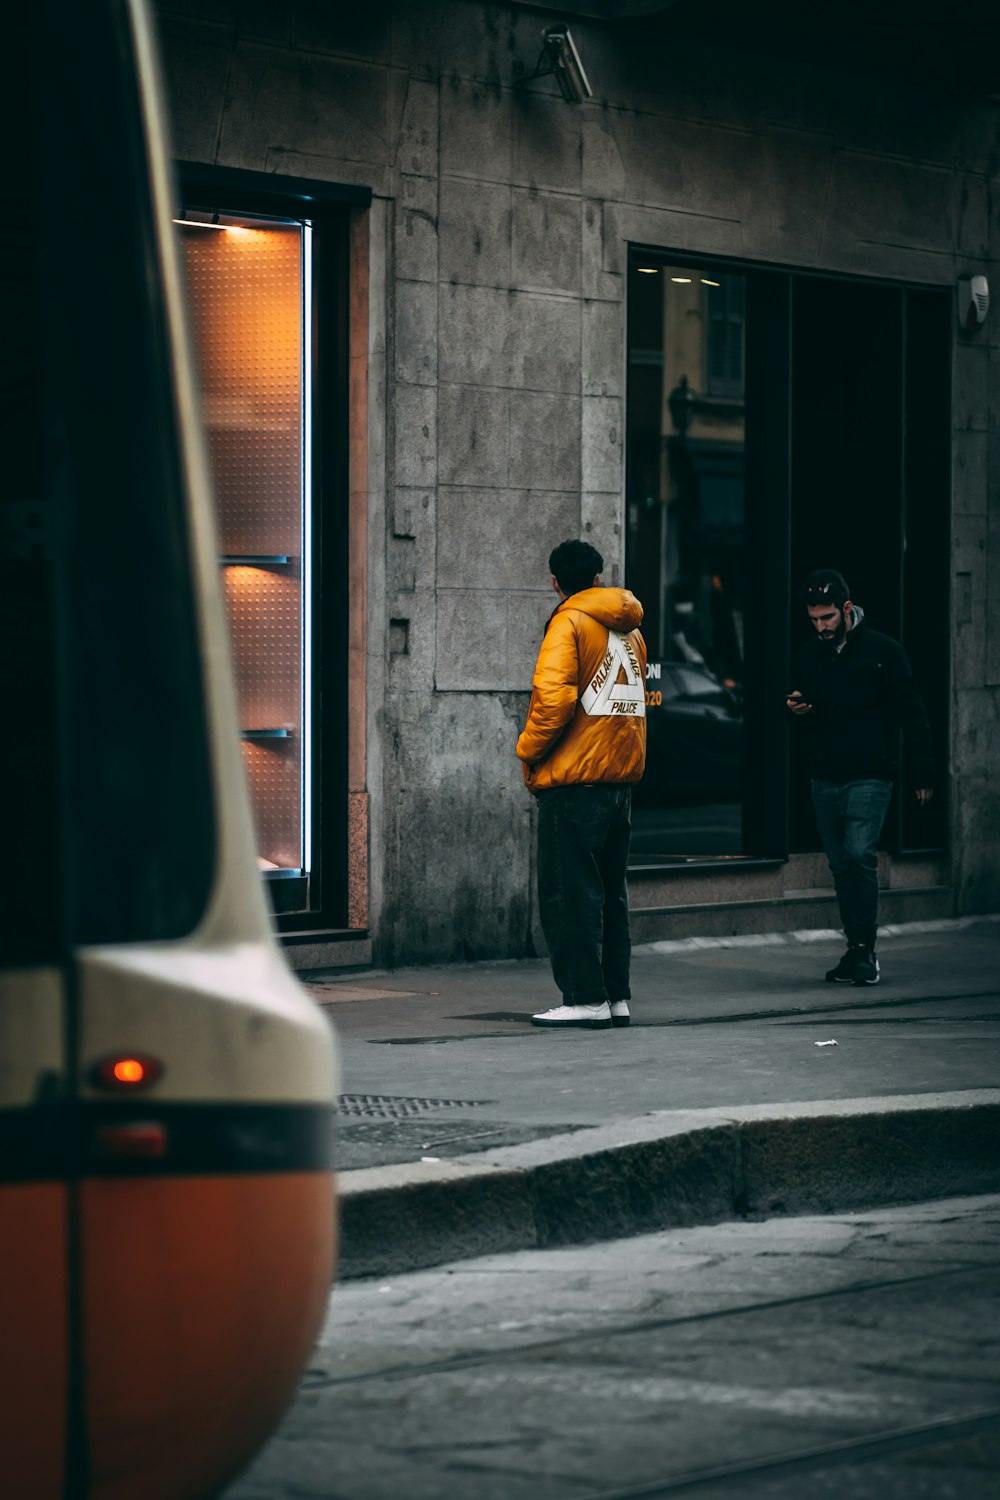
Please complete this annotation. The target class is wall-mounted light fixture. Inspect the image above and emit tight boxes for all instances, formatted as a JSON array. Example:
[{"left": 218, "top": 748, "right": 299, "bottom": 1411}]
[{"left": 517, "top": 27, "right": 593, "bottom": 103}]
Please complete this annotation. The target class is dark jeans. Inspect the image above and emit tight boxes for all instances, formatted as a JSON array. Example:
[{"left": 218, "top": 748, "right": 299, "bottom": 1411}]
[
  {"left": 536, "top": 785, "right": 632, "bottom": 1005},
  {"left": 811, "top": 778, "right": 893, "bottom": 949}
]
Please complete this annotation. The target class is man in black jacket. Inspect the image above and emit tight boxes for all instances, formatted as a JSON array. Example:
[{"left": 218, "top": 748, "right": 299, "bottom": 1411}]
[{"left": 787, "top": 569, "right": 934, "bottom": 986}]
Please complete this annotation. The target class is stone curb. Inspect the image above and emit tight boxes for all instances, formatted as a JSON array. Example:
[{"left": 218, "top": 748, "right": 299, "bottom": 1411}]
[
  {"left": 336, "top": 1090, "right": 1000, "bottom": 1279},
  {"left": 630, "top": 912, "right": 1000, "bottom": 956}
]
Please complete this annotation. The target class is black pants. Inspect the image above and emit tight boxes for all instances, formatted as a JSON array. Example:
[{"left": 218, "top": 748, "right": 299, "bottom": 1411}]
[
  {"left": 536, "top": 785, "right": 632, "bottom": 1005},
  {"left": 811, "top": 778, "right": 893, "bottom": 948}
]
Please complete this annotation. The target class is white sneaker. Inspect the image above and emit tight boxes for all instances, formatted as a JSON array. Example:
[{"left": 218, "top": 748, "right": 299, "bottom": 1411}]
[
  {"left": 531, "top": 1001, "right": 612, "bottom": 1029},
  {"left": 609, "top": 1000, "right": 630, "bottom": 1028}
]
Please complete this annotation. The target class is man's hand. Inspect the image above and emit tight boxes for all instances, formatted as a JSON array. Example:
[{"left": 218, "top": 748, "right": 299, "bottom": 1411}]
[
  {"left": 915, "top": 787, "right": 934, "bottom": 805},
  {"left": 786, "top": 691, "right": 813, "bottom": 716}
]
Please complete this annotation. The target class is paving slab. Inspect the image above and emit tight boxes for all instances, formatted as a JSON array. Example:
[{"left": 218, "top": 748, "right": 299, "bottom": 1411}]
[{"left": 229, "top": 1195, "right": 1000, "bottom": 1500}]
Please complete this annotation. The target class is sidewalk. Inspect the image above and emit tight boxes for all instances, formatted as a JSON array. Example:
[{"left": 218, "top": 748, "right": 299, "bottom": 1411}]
[{"left": 303, "top": 918, "right": 1000, "bottom": 1278}]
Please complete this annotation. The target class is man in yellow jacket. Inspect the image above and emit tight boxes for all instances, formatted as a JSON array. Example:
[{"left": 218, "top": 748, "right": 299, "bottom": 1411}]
[{"left": 517, "top": 540, "right": 647, "bottom": 1030}]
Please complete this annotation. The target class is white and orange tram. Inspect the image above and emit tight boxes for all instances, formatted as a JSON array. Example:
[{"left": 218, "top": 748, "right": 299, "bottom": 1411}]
[{"left": 0, "top": 2, "right": 338, "bottom": 1495}]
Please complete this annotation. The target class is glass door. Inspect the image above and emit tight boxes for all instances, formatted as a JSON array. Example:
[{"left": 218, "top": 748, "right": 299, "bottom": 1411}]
[{"left": 626, "top": 253, "right": 950, "bottom": 871}]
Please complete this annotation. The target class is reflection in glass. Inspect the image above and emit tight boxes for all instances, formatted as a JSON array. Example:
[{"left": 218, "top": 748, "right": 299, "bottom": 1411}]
[{"left": 625, "top": 262, "right": 747, "bottom": 863}]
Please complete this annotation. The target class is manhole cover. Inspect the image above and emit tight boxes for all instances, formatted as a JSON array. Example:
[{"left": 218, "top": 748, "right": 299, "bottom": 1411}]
[{"left": 336, "top": 1093, "right": 491, "bottom": 1119}]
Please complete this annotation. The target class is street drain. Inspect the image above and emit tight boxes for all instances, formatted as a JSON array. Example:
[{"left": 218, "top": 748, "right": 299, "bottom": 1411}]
[{"left": 336, "top": 1093, "right": 491, "bottom": 1119}]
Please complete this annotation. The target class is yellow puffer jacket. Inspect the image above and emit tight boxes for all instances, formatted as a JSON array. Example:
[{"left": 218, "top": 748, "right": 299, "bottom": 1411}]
[{"left": 516, "top": 587, "right": 647, "bottom": 791}]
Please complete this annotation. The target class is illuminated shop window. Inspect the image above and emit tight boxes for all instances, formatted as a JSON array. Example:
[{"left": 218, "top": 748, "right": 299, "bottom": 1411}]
[{"left": 179, "top": 212, "right": 311, "bottom": 880}]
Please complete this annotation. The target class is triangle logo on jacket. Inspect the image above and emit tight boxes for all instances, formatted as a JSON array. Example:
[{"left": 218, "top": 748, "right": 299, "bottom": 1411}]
[{"left": 579, "top": 630, "right": 645, "bottom": 718}]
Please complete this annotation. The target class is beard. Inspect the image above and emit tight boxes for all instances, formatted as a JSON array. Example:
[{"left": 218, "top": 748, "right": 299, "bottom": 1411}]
[{"left": 820, "top": 614, "right": 848, "bottom": 646}]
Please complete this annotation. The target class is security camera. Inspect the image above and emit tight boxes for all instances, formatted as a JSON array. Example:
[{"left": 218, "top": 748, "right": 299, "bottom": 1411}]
[
  {"left": 958, "top": 274, "right": 989, "bottom": 332},
  {"left": 542, "top": 28, "right": 592, "bottom": 103}
]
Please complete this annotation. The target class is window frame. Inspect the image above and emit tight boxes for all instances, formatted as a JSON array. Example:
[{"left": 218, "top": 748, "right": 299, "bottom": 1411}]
[{"left": 177, "top": 165, "right": 367, "bottom": 933}]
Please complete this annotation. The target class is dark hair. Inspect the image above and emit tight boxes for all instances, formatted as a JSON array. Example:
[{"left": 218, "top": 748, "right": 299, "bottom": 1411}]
[
  {"left": 801, "top": 568, "right": 850, "bottom": 610},
  {"left": 549, "top": 539, "right": 604, "bottom": 598}
]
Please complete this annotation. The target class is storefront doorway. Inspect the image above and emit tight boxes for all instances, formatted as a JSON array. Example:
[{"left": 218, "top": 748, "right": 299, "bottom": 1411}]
[
  {"left": 626, "top": 253, "right": 949, "bottom": 869},
  {"left": 789, "top": 278, "right": 950, "bottom": 855}
]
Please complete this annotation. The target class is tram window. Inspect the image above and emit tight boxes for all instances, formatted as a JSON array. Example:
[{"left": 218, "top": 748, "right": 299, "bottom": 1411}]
[
  {"left": 0, "top": 169, "right": 60, "bottom": 963},
  {"left": 0, "top": 0, "right": 216, "bottom": 965}
]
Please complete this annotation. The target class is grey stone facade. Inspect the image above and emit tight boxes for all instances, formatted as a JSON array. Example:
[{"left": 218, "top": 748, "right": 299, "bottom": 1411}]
[{"left": 154, "top": 1, "right": 1000, "bottom": 963}]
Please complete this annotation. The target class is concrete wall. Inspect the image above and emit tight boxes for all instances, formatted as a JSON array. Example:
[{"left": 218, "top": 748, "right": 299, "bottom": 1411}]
[{"left": 153, "top": 0, "right": 1000, "bottom": 960}]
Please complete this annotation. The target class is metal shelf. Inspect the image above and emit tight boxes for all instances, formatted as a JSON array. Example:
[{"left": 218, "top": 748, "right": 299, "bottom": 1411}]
[
  {"left": 220, "top": 554, "right": 290, "bottom": 566},
  {"left": 241, "top": 728, "right": 292, "bottom": 740}
]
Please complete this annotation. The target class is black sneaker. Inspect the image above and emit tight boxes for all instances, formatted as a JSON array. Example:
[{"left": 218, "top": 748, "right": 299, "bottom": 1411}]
[
  {"left": 825, "top": 944, "right": 866, "bottom": 983},
  {"left": 852, "top": 949, "right": 880, "bottom": 986}
]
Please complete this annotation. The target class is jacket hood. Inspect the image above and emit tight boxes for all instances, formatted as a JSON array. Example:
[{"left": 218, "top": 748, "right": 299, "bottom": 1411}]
[
  {"left": 830, "top": 603, "right": 865, "bottom": 654},
  {"left": 556, "top": 587, "right": 643, "bottom": 633},
  {"left": 815, "top": 603, "right": 866, "bottom": 655}
]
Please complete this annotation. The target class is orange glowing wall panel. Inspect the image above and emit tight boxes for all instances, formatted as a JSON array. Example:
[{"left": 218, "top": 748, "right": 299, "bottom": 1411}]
[{"left": 181, "top": 224, "right": 304, "bottom": 870}]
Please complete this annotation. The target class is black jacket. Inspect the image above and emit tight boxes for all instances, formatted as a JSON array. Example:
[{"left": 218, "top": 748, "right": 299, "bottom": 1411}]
[{"left": 789, "top": 620, "right": 934, "bottom": 787}]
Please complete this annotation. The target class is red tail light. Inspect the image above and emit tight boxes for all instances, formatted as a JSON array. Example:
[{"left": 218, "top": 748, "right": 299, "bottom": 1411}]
[{"left": 91, "top": 1055, "right": 164, "bottom": 1091}]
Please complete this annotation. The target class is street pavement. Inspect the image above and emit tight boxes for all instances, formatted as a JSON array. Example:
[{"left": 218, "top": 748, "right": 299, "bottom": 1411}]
[
  {"left": 304, "top": 918, "right": 1000, "bottom": 1278},
  {"left": 227, "top": 1193, "right": 1000, "bottom": 1500}
]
